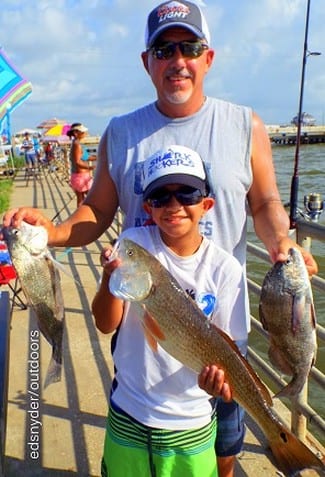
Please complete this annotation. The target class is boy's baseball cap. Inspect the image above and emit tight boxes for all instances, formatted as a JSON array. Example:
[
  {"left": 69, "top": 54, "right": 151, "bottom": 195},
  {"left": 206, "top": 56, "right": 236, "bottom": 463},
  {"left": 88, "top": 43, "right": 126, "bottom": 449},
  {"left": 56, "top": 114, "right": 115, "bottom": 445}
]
[
  {"left": 143, "top": 145, "right": 209, "bottom": 200},
  {"left": 145, "top": 1, "right": 210, "bottom": 49}
]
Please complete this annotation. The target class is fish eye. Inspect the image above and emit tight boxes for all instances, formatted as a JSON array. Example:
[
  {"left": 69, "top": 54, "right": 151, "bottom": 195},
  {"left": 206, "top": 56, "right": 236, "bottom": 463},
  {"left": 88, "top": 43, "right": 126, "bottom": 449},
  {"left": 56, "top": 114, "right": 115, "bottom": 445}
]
[{"left": 126, "top": 249, "right": 134, "bottom": 257}]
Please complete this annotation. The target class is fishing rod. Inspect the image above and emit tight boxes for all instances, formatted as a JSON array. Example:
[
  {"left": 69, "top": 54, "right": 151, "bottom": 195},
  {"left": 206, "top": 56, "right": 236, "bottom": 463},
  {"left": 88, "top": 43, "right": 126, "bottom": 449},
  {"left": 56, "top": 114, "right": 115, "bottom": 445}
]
[{"left": 289, "top": 0, "right": 321, "bottom": 229}]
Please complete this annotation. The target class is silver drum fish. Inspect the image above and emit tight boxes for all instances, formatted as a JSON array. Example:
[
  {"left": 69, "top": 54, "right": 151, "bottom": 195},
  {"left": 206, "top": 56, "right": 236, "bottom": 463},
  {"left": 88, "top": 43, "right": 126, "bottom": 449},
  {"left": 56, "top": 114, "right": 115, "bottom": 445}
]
[
  {"left": 259, "top": 247, "right": 317, "bottom": 398},
  {"left": 3, "top": 221, "right": 65, "bottom": 388}
]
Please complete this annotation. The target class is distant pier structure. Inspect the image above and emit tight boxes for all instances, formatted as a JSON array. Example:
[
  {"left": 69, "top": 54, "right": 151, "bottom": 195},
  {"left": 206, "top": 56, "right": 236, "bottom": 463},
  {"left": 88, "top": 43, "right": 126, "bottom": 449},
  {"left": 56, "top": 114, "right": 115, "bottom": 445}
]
[{"left": 267, "top": 125, "right": 325, "bottom": 145}]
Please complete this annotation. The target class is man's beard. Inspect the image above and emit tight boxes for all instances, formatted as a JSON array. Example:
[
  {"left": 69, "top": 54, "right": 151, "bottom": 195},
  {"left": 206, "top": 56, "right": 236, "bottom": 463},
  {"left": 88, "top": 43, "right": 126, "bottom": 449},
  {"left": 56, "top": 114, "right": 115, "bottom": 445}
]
[{"left": 165, "top": 88, "right": 192, "bottom": 104}]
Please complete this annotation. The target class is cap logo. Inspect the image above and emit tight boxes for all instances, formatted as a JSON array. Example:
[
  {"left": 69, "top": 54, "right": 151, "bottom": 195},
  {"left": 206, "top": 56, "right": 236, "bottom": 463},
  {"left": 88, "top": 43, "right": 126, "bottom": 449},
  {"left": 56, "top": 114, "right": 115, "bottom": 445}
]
[
  {"left": 147, "top": 148, "right": 196, "bottom": 180},
  {"left": 157, "top": 2, "right": 190, "bottom": 24}
]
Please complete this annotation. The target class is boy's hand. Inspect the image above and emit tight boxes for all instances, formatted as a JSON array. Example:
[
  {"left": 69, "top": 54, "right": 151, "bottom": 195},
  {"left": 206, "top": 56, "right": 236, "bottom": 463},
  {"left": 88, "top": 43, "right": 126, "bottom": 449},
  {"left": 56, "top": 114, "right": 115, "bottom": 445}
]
[{"left": 198, "top": 365, "right": 232, "bottom": 402}]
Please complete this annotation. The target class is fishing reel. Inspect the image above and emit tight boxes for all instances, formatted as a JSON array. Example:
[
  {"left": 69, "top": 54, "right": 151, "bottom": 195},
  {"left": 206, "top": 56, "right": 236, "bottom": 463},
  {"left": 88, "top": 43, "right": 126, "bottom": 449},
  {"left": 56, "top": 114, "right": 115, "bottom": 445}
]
[{"left": 303, "top": 193, "right": 324, "bottom": 222}]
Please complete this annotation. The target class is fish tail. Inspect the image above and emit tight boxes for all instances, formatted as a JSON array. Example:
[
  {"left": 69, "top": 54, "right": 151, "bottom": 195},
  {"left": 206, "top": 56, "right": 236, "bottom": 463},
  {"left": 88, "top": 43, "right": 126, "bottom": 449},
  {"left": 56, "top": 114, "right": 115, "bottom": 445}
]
[
  {"left": 274, "top": 377, "right": 304, "bottom": 399},
  {"left": 269, "top": 425, "right": 325, "bottom": 476},
  {"left": 43, "top": 340, "right": 62, "bottom": 388},
  {"left": 44, "top": 356, "right": 62, "bottom": 388}
]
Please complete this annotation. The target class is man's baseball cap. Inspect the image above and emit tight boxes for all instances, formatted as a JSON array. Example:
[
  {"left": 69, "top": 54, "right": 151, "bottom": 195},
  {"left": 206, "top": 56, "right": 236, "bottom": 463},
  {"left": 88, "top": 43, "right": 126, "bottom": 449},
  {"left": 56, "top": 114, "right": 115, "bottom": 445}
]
[
  {"left": 142, "top": 145, "right": 210, "bottom": 200},
  {"left": 145, "top": 1, "right": 211, "bottom": 49}
]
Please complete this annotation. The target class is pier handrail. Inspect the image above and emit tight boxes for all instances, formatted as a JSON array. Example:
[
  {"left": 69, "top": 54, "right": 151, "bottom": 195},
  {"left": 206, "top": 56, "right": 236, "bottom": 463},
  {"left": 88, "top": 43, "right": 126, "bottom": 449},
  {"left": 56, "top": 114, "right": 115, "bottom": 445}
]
[{"left": 247, "top": 218, "right": 325, "bottom": 443}]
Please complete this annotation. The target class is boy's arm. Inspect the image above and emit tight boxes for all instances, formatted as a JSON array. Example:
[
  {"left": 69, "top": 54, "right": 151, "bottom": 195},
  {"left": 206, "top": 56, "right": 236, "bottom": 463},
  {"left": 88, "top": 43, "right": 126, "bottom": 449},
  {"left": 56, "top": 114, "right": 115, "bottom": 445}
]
[{"left": 92, "top": 251, "right": 124, "bottom": 334}]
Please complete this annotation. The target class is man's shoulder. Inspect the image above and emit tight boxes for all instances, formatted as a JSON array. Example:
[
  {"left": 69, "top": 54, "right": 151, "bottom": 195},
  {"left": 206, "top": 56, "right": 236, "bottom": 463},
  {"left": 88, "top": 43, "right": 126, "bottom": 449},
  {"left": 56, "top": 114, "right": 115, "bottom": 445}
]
[
  {"left": 208, "top": 97, "right": 251, "bottom": 114},
  {"left": 110, "top": 102, "right": 155, "bottom": 126}
]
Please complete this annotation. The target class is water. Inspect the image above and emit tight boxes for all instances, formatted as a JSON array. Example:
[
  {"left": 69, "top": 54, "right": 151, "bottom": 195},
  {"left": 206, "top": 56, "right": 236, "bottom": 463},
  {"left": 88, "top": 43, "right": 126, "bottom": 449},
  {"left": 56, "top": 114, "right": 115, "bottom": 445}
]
[
  {"left": 248, "top": 143, "right": 325, "bottom": 323},
  {"left": 247, "top": 143, "right": 325, "bottom": 443}
]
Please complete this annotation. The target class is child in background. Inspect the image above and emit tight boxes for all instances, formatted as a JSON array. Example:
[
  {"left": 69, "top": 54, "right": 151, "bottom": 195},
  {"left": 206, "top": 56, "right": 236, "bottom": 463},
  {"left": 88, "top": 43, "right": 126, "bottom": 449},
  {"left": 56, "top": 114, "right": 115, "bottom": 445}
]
[{"left": 67, "top": 123, "right": 96, "bottom": 207}]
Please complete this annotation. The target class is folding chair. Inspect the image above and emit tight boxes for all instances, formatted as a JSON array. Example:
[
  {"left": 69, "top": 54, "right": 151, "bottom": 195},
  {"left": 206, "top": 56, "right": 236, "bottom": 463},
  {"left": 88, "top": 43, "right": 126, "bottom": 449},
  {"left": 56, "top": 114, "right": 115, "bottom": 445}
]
[{"left": 0, "top": 242, "right": 27, "bottom": 310}]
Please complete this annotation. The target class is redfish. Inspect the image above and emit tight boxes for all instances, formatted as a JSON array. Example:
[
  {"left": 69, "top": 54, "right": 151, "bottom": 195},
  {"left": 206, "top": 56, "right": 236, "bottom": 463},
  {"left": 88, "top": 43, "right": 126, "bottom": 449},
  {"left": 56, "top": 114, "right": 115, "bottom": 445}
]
[{"left": 109, "top": 238, "right": 324, "bottom": 477}]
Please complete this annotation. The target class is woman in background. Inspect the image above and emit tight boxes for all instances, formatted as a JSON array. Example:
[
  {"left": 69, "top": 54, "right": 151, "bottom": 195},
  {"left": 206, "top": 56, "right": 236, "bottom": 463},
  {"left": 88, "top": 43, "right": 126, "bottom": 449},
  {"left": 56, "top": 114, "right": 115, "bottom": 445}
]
[{"left": 67, "top": 123, "right": 97, "bottom": 207}]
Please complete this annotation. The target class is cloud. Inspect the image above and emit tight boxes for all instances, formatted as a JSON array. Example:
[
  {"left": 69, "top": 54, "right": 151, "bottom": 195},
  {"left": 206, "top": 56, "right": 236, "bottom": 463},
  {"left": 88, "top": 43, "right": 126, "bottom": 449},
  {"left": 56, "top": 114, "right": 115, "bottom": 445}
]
[{"left": 1, "top": 0, "right": 323, "bottom": 135}]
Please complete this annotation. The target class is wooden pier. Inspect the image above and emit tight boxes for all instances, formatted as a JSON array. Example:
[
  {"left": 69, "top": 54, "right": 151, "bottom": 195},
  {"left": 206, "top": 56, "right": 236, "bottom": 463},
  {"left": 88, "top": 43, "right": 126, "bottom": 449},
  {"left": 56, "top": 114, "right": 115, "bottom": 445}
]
[{"left": 267, "top": 125, "right": 325, "bottom": 145}]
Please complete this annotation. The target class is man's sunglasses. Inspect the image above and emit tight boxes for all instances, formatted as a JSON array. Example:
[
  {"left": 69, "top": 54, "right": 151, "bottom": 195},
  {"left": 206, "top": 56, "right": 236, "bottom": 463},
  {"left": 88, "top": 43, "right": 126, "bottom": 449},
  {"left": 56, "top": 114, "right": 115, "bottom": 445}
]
[
  {"left": 146, "top": 186, "right": 205, "bottom": 208},
  {"left": 149, "top": 41, "right": 209, "bottom": 60}
]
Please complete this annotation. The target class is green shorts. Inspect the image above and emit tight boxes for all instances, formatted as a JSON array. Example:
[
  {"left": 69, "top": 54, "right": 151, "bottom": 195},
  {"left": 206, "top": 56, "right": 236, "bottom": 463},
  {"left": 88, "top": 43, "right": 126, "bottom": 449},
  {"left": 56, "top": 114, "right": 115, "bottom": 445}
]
[{"left": 101, "top": 401, "right": 217, "bottom": 477}]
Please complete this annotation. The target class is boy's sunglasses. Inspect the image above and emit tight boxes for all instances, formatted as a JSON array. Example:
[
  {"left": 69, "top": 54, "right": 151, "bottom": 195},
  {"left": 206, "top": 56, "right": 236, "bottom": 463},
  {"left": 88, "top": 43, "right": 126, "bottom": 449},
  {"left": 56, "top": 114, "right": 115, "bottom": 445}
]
[
  {"left": 149, "top": 41, "right": 209, "bottom": 60},
  {"left": 146, "top": 186, "right": 205, "bottom": 208}
]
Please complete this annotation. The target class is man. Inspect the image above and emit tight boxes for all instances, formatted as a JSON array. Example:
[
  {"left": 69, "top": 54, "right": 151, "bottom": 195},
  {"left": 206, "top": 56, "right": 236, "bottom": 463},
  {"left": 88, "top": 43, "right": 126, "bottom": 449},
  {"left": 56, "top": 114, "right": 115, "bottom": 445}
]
[{"left": 3, "top": 2, "right": 317, "bottom": 476}]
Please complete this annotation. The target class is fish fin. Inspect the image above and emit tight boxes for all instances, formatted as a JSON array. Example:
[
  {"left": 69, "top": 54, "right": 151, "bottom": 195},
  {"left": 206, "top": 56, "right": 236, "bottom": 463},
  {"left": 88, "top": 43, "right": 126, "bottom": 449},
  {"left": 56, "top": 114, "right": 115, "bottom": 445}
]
[
  {"left": 274, "top": 374, "right": 305, "bottom": 399},
  {"left": 292, "top": 293, "right": 306, "bottom": 334},
  {"left": 43, "top": 356, "right": 62, "bottom": 388},
  {"left": 45, "top": 253, "right": 81, "bottom": 287},
  {"left": 143, "top": 310, "right": 166, "bottom": 341},
  {"left": 310, "top": 301, "right": 317, "bottom": 330},
  {"left": 268, "top": 425, "right": 325, "bottom": 476},
  {"left": 268, "top": 342, "right": 293, "bottom": 376},
  {"left": 258, "top": 304, "right": 269, "bottom": 331},
  {"left": 43, "top": 322, "right": 64, "bottom": 389},
  {"left": 142, "top": 325, "right": 158, "bottom": 352},
  {"left": 212, "top": 324, "right": 274, "bottom": 407}
]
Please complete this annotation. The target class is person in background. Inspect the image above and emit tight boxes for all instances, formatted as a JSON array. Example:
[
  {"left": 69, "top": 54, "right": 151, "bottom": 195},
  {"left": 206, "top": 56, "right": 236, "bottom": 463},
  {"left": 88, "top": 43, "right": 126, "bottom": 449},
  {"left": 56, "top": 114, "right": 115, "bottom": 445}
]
[
  {"left": 32, "top": 133, "right": 42, "bottom": 164},
  {"left": 2, "top": 2, "right": 318, "bottom": 475},
  {"left": 43, "top": 142, "right": 53, "bottom": 163},
  {"left": 92, "top": 145, "right": 246, "bottom": 477},
  {"left": 67, "top": 123, "right": 97, "bottom": 207},
  {"left": 21, "top": 132, "right": 36, "bottom": 173}
]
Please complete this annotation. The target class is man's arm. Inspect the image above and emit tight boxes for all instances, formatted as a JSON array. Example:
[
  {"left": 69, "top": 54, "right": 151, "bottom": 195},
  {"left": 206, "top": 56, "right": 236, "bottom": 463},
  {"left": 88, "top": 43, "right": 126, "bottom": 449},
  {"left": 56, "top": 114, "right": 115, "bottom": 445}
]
[
  {"left": 2, "top": 129, "right": 119, "bottom": 248},
  {"left": 248, "top": 112, "right": 318, "bottom": 275}
]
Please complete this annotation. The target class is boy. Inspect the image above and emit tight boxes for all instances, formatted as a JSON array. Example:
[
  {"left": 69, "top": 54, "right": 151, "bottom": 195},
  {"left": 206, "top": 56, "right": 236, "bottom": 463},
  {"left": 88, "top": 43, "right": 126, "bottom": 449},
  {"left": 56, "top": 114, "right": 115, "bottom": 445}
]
[{"left": 92, "top": 145, "right": 246, "bottom": 477}]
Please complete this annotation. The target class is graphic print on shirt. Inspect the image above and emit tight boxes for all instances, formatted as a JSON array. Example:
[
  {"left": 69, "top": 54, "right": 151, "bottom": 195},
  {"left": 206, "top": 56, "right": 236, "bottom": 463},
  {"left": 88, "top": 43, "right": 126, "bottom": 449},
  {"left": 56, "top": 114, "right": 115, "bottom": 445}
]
[{"left": 186, "top": 289, "right": 218, "bottom": 318}]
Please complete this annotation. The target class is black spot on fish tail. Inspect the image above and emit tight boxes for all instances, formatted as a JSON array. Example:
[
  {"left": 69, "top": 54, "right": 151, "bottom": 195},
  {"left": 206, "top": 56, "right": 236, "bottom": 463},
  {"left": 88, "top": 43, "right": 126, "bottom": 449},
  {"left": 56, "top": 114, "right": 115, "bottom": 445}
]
[{"left": 280, "top": 431, "right": 288, "bottom": 443}]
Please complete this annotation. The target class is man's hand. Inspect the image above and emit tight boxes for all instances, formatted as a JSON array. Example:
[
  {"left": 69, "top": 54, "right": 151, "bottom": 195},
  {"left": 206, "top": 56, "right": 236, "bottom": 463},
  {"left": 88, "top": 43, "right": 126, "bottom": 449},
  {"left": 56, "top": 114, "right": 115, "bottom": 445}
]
[
  {"left": 274, "top": 236, "right": 318, "bottom": 276},
  {"left": 3, "top": 207, "right": 50, "bottom": 228}
]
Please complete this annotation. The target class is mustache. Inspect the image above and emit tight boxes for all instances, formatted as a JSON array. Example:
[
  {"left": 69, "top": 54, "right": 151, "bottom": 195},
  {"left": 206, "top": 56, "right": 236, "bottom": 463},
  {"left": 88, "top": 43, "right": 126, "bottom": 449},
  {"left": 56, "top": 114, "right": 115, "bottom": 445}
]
[{"left": 166, "top": 67, "right": 193, "bottom": 79}]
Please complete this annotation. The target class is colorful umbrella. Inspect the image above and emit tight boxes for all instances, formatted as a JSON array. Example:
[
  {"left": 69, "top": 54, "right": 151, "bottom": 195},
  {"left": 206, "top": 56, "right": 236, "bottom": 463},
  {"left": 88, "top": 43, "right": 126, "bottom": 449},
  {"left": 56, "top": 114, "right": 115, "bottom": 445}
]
[
  {"left": 37, "top": 118, "right": 67, "bottom": 130},
  {"left": 0, "top": 48, "right": 32, "bottom": 141},
  {"left": 44, "top": 124, "right": 71, "bottom": 136},
  {"left": 43, "top": 135, "right": 71, "bottom": 145},
  {"left": 15, "top": 128, "right": 39, "bottom": 136}
]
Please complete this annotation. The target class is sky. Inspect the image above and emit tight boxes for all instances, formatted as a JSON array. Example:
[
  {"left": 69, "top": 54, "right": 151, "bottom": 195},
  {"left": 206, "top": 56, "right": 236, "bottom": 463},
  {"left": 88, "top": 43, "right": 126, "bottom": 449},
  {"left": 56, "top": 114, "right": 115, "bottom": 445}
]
[{"left": 1, "top": 0, "right": 324, "bottom": 136}]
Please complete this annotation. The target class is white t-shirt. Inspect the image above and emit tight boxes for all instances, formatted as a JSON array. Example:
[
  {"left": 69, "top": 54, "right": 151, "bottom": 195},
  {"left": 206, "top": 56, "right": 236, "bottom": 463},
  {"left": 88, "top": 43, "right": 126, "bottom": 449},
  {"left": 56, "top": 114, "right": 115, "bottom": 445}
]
[
  {"left": 105, "top": 97, "right": 253, "bottom": 330},
  {"left": 110, "top": 226, "right": 246, "bottom": 430}
]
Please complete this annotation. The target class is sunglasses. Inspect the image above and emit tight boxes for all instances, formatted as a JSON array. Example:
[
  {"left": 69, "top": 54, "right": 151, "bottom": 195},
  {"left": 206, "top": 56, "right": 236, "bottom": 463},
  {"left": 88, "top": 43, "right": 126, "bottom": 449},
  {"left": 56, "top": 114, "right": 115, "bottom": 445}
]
[
  {"left": 146, "top": 186, "right": 205, "bottom": 208},
  {"left": 149, "top": 41, "right": 209, "bottom": 60}
]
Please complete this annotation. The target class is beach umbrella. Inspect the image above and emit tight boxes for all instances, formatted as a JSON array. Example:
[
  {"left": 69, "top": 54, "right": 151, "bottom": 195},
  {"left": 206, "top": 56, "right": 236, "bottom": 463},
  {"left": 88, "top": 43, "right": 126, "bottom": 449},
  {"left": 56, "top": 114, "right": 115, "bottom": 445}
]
[
  {"left": 43, "top": 134, "right": 70, "bottom": 145},
  {"left": 15, "top": 128, "right": 38, "bottom": 136},
  {"left": 0, "top": 48, "right": 32, "bottom": 142},
  {"left": 44, "top": 124, "right": 71, "bottom": 136},
  {"left": 36, "top": 118, "right": 67, "bottom": 130}
]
